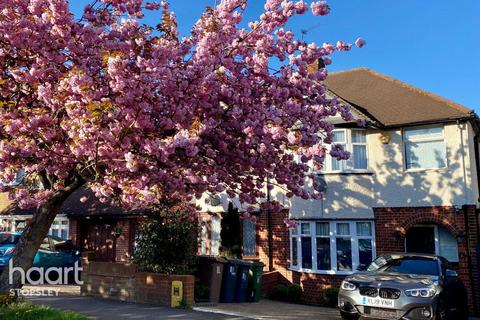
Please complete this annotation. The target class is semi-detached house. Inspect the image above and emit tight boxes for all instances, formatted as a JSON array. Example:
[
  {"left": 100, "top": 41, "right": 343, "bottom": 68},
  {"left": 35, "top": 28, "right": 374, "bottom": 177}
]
[{"left": 199, "top": 68, "right": 480, "bottom": 315}]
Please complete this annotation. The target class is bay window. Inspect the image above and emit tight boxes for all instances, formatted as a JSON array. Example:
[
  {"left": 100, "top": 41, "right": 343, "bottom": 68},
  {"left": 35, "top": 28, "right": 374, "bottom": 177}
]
[
  {"left": 328, "top": 129, "right": 368, "bottom": 172},
  {"left": 404, "top": 126, "right": 446, "bottom": 170},
  {"left": 290, "top": 221, "right": 375, "bottom": 274}
]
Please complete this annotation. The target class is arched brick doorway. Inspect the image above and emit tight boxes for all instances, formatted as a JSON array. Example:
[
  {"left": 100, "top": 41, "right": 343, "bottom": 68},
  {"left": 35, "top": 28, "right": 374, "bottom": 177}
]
[{"left": 405, "top": 224, "right": 459, "bottom": 263}]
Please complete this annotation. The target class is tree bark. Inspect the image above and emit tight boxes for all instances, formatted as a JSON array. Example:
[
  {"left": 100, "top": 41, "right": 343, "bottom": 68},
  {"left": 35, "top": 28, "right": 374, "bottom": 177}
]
[{"left": 0, "top": 181, "right": 82, "bottom": 293}]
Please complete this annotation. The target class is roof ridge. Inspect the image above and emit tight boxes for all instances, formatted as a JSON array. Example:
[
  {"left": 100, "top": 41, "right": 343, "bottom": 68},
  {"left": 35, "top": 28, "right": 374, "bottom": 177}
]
[{"left": 330, "top": 68, "right": 472, "bottom": 115}]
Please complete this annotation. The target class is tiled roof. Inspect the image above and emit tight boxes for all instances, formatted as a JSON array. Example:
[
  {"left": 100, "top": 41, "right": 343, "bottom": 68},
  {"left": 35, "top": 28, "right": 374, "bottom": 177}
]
[{"left": 325, "top": 68, "right": 475, "bottom": 127}]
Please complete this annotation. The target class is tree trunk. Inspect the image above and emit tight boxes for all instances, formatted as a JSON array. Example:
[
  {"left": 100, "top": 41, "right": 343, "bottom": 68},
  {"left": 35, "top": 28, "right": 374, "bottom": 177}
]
[{"left": 0, "top": 185, "right": 81, "bottom": 293}]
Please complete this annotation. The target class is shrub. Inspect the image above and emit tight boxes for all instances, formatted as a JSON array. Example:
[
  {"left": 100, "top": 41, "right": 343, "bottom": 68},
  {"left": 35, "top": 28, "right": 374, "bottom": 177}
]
[
  {"left": 219, "top": 203, "right": 242, "bottom": 259},
  {"left": 324, "top": 287, "right": 339, "bottom": 307},
  {"left": 134, "top": 203, "right": 198, "bottom": 275},
  {"left": 0, "top": 294, "right": 16, "bottom": 306},
  {"left": 287, "top": 284, "right": 303, "bottom": 303},
  {"left": 0, "top": 303, "right": 88, "bottom": 320},
  {"left": 270, "top": 284, "right": 289, "bottom": 301}
]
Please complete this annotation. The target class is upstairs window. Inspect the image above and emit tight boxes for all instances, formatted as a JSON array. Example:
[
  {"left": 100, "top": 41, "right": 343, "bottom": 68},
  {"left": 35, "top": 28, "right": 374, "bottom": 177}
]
[
  {"left": 328, "top": 129, "right": 368, "bottom": 172},
  {"left": 404, "top": 126, "right": 446, "bottom": 170}
]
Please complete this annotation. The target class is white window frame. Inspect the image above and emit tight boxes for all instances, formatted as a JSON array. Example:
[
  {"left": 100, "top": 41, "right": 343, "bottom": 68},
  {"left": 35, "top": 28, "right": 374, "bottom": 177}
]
[
  {"left": 403, "top": 125, "right": 447, "bottom": 171},
  {"left": 323, "top": 129, "right": 369, "bottom": 173},
  {"left": 289, "top": 220, "right": 376, "bottom": 275},
  {"left": 48, "top": 217, "right": 69, "bottom": 239}
]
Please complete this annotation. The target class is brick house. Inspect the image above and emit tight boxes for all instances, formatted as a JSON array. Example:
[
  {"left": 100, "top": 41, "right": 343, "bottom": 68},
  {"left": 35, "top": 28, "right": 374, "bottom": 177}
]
[
  {"left": 198, "top": 68, "right": 480, "bottom": 314},
  {"left": 0, "top": 188, "right": 143, "bottom": 263}
]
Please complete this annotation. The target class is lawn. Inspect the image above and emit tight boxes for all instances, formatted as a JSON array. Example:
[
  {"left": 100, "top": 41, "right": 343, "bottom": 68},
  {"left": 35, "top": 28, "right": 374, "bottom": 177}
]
[{"left": 0, "top": 302, "right": 89, "bottom": 320}]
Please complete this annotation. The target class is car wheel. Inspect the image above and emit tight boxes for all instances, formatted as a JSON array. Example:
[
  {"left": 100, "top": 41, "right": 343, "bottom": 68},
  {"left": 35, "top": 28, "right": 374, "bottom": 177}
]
[{"left": 340, "top": 311, "right": 360, "bottom": 320}]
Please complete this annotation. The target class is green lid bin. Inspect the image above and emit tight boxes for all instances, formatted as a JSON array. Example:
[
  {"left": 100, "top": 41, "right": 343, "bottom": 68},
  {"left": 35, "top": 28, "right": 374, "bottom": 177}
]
[{"left": 248, "top": 261, "right": 265, "bottom": 302}]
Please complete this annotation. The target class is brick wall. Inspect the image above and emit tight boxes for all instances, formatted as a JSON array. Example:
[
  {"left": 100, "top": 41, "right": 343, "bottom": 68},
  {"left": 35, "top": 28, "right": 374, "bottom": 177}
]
[
  {"left": 81, "top": 260, "right": 195, "bottom": 307},
  {"left": 374, "top": 205, "right": 480, "bottom": 315},
  {"left": 115, "top": 219, "right": 134, "bottom": 262},
  {"left": 68, "top": 218, "right": 83, "bottom": 246}
]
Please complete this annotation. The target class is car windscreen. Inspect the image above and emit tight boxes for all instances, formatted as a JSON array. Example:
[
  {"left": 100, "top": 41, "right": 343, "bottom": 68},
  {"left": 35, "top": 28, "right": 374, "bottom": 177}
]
[
  {"left": 0, "top": 234, "right": 20, "bottom": 245},
  {"left": 367, "top": 256, "right": 439, "bottom": 276}
]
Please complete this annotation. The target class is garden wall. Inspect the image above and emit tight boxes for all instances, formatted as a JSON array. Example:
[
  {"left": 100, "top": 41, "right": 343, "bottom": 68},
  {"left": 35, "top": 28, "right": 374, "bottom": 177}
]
[{"left": 81, "top": 260, "right": 195, "bottom": 307}]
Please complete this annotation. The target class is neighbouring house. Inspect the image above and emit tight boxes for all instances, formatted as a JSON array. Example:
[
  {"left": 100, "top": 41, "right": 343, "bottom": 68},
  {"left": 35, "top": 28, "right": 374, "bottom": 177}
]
[{"left": 0, "top": 188, "right": 143, "bottom": 263}]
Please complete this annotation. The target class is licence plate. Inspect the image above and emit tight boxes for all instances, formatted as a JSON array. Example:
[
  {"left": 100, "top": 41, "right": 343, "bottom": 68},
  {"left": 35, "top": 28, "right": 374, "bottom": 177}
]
[{"left": 362, "top": 296, "right": 395, "bottom": 309}]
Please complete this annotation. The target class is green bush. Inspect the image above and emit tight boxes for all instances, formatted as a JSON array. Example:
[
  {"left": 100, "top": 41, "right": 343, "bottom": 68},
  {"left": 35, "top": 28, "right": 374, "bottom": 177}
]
[
  {"left": 134, "top": 204, "right": 198, "bottom": 275},
  {"left": 0, "top": 294, "right": 16, "bottom": 306},
  {"left": 220, "top": 203, "right": 242, "bottom": 259},
  {"left": 0, "top": 303, "right": 88, "bottom": 320},
  {"left": 270, "top": 284, "right": 289, "bottom": 301},
  {"left": 324, "top": 287, "right": 339, "bottom": 307},
  {"left": 271, "top": 284, "right": 303, "bottom": 303},
  {"left": 287, "top": 284, "right": 303, "bottom": 303}
]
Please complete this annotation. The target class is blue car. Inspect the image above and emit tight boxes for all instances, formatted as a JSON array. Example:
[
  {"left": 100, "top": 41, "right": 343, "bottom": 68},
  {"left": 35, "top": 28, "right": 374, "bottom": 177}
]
[{"left": 0, "top": 232, "right": 81, "bottom": 278}]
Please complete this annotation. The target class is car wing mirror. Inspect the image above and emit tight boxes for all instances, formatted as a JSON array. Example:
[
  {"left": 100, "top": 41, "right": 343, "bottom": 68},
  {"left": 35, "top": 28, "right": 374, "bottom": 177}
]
[{"left": 445, "top": 269, "right": 458, "bottom": 277}]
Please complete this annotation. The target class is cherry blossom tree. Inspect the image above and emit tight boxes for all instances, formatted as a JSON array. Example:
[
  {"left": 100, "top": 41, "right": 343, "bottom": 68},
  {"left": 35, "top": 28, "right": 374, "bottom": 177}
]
[{"left": 0, "top": 0, "right": 359, "bottom": 291}]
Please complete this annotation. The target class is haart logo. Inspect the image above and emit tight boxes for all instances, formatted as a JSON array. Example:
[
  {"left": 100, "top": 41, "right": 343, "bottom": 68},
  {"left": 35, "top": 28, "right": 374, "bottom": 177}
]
[{"left": 8, "top": 259, "right": 83, "bottom": 286}]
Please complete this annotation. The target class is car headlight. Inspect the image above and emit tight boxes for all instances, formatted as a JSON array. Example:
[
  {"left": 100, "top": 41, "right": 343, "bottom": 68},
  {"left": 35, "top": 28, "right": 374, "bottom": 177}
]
[
  {"left": 404, "top": 288, "right": 436, "bottom": 298},
  {"left": 341, "top": 281, "right": 357, "bottom": 291}
]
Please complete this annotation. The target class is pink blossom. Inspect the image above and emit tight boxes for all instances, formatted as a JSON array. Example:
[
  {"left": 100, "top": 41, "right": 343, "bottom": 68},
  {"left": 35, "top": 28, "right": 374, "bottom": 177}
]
[
  {"left": 294, "top": 1, "right": 308, "bottom": 14},
  {"left": 311, "top": 1, "right": 330, "bottom": 16}
]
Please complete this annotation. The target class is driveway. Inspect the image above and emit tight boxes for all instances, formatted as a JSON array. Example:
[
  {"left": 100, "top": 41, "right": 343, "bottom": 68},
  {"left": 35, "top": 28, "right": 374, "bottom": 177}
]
[{"left": 24, "top": 285, "right": 341, "bottom": 320}]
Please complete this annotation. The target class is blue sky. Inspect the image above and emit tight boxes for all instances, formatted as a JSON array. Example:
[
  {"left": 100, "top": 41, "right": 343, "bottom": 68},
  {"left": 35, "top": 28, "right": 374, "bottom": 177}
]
[{"left": 70, "top": 0, "right": 480, "bottom": 111}]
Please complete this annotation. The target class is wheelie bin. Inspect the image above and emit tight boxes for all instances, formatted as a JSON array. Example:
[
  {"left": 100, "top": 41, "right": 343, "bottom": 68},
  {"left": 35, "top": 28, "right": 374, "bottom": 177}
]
[
  {"left": 234, "top": 260, "right": 252, "bottom": 302},
  {"left": 248, "top": 261, "right": 264, "bottom": 302},
  {"left": 220, "top": 259, "right": 238, "bottom": 302},
  {"left": 196, "top": 256, "right": 227, "bottom": 303}
]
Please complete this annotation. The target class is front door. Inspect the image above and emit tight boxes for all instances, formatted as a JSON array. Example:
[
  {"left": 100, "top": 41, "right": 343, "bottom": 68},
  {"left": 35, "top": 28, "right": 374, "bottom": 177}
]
[
  {"left": 406, "top": 226, "right": 435, "bottom": 254},
  {"left": 80, "top": 221, "right": 116, "bottom": 262}
]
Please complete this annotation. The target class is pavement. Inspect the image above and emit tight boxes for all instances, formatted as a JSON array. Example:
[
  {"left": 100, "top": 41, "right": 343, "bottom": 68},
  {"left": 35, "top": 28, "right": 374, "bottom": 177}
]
[{"left": 24, "top": 285, "right": 342, "bottom": 320}]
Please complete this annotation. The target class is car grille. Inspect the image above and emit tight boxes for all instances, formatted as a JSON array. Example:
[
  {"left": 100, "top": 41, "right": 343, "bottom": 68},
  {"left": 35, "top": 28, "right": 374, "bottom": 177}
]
[
  {"left": 379, "top": 288, "right": 401, "bottom": 299},
  {"left": 359, "top": 286, "right": 401, "bottom": 300},
  {"left": 359, "top": 286, "right": 378, "bottom": 297}
]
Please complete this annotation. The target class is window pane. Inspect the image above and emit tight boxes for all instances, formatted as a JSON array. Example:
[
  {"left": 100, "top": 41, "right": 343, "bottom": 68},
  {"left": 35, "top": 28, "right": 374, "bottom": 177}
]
[
  {"left": 353, "top": 145, "right": 367, "bottom": 169},
  {"left": 211, "top": 217, "right": 221, "bottom": 255},
  {"left": 291, "top": 237, "right": 298, "bottom": 266},
  {"left": 316, "top": 222, "right": 329, "bottom": 236},
  {"left": 52, "top": 229, "right": 59, "bottom": 237},
  {"left": 291, "top": 226, "right": 298, "bottom": 235},
  {"left": 61, "top": 229, "right": 68, "bottom": 239},
  {"left": 301, "top": 223, "right": 311, "bottom": 235},
  {"left": 404, "top": 126, "right": 443, "bottom": 140},
  {"left": 332, "top": 131, "right": 346, "bottom": 143},
  {"left": 356, "top": 222, "right": 372, "bottom": 236},
  {"left": 301, "top": 237, "right": 312, "bottom": 269},
  {"left": 405, "top": 140, "right": 446, "bottom": 169},
  {"left": 316, "top": 238, "right": 331, "bottom": 270},
  {"left": 332, "top": 144, "right": 347, "bottom": 171},
  {"left": 358, "top": 239, "right": 373, "bottom": 266},
  {"left": 337, "top": 223, "right": 350, "bottom": 236},
  {"left": 438, "top": 227, "right": 459, "bottom": 262},
  {"left": 352, "top": 131, "right": 366, "bottom": 143},
  {"left": 200, "top": 224, "right": 207, "bottom": 255},
  {"left": 336, "top": 238, "right": 352, "bottom": 271},
  {"left": 243, "top": 219, "right": 256, "bottom": 256}
]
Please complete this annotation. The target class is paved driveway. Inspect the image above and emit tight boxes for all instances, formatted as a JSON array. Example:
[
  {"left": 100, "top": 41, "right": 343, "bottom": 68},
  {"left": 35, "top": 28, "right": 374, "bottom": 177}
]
[{"left": 24, "top": 285, "right": 341, "bottom": 320}]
